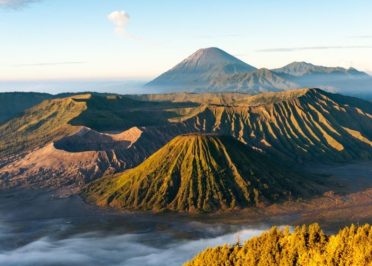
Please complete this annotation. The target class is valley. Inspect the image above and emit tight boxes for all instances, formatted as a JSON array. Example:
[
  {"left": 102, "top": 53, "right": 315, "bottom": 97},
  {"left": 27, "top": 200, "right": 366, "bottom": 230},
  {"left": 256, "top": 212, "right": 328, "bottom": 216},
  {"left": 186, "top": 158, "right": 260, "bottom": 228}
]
[
  {"left": 0, "top": 88, "right": 370, "bottom": 265},
  {"left": 0, "top": 161, "right": 370, "bottom": 266},
  {"left": 0, "top": 50, "right": 371, "bottom": 266},
  {"left": 1, "top": 88, "right": 370, "bottom": 198},
  {"left": 2, "top": 2, "right": 372, "bottom": 265}
]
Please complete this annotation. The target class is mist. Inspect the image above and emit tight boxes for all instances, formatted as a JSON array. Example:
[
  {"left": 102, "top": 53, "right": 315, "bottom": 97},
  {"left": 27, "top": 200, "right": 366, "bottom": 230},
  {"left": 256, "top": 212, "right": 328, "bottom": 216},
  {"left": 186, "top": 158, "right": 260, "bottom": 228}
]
[
  {"left": 0, "top": 223, "right": 266, "bottom": 266},
  {"left": 0, "top": 190, "right": 270, "bottom": 266},
  {"left": 0, "top": 79, "right": 149, "bottom": 94}
]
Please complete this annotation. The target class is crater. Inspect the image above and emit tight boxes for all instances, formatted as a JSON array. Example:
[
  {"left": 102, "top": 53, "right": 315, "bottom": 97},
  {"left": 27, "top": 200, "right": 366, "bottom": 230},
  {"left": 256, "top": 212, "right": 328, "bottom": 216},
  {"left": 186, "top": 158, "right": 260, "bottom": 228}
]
[{"left": 54, "top": 127, "right": 143, "bottom": 152}]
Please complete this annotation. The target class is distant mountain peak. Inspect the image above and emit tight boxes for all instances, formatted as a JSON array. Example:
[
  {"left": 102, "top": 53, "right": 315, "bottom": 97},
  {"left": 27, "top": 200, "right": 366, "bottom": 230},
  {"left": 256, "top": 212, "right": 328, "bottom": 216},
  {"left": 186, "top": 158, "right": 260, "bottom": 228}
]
[
  {"left": 168, "top": 47, "right": 256, "bottom": 73},
  {"left": 146, "top": 47, "right": 256, "bottom": 92},
  {"left": 182, "top": 47, "right": 247, "bottom": 66},
  {"left": 146, "top": 47, "right": 371, "bottom": 94},
  {"left": 274, "top": 61, "right": 368, "bottom": 77}
]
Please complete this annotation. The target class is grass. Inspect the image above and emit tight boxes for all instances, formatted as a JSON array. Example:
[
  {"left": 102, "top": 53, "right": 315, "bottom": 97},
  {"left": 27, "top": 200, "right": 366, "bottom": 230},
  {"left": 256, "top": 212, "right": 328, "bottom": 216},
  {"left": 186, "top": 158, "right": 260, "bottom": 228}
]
[{"left": 83, "top": 134, "right": 323, "bottom": 213}]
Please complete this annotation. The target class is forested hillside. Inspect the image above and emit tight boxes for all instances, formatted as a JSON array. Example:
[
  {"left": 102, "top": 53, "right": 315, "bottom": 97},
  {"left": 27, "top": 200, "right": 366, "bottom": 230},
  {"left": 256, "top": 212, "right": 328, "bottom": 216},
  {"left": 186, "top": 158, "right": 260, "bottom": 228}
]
[{"left": 185, "top": 223, "right": 372, "bottom": 266}]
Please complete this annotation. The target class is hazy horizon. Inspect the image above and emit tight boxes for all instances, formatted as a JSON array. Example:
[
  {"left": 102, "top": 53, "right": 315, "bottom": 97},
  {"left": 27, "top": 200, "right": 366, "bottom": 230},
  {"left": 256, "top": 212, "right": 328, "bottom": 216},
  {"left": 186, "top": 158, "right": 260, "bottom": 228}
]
[
  {"left": 0, "top": 79, "right": 149, "bottom": 94},
  {"left": 1, "top": 0, "right": 372, "bottom": 87}
]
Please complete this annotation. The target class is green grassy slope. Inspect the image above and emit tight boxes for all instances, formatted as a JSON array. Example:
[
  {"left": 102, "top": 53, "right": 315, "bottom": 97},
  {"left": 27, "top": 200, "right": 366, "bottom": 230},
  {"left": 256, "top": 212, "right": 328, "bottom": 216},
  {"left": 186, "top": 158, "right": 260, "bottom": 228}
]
[
  {"left": 83, "top": 134, "right": 322, "bottom": 213},
  {"left": 0, "top": 94, "right": 89, "bottom": 159},
  {"left": 0, "top": 92, "right": 53, "bottom": 124}
]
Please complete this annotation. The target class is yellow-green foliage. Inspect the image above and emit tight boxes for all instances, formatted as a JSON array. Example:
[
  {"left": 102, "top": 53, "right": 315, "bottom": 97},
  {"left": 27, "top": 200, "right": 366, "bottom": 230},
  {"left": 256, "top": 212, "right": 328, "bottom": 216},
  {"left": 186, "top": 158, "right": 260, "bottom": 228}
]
[
  {"left": 0, "top": 95, "right": 88, "bottom": 157},
  {"left": 185, "top": 223, "right": 372, "bottom": 266},
  {"left": 83, "top": 135, "right": 320, "bottom": 213}
]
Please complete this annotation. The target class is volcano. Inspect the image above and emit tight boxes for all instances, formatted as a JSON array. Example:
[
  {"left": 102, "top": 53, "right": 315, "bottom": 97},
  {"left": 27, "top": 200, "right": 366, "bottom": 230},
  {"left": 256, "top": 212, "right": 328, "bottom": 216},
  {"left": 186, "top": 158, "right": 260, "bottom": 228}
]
[{"left": 83, "top": 134, "right": 321, "bottom": 212}]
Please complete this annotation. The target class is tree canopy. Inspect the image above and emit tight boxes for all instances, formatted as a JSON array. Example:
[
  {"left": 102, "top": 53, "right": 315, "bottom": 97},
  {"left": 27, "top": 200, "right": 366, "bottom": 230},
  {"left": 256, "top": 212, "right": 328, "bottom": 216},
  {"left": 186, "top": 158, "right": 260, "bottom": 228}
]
[{"left": 185, "top": 223, "right": 371, "bottom": 266}]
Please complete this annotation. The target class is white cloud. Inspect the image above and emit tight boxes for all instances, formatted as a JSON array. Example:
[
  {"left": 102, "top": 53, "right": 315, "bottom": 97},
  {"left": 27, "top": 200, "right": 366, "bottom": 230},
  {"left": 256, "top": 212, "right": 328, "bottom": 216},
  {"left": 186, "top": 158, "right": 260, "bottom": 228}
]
[
  {"left": 108, "top": 10, "right": 130, "bottom": 37},
  {"left": 0, "top": 0, "right": 39, "bottom": 8},
  {"left": 0, "top": 223, "right": 268, "bottom": 266}
]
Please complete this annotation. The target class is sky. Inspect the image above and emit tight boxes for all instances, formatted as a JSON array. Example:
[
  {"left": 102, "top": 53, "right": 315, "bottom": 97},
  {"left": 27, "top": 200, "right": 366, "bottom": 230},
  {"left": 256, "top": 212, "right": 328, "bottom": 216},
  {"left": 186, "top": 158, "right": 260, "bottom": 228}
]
[{"left": 0, "top": 0, "right": 372, "bottom": 92}]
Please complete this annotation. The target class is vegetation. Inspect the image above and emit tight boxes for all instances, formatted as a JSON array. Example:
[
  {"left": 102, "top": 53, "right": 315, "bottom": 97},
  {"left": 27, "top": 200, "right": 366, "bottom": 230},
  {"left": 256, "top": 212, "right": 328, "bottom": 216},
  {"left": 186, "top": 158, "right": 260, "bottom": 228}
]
[
  {"left": 134, "top": 88, "right": 372, "bottom": 162},
  {"left": 185, "top": 223, "right": 372, "bottom": 266},
  {"left": 0, "top": 94, "right": 88, "bottom": 158},
  {"left": 83, "top": 135, "right": 322, "bottom": 212},
  {"left": 0, "top": 93, "right": 196, "bottom": 158},
  {"left": 69, "top": 93, "right": 197, "bottom": 131},
  {"left": 180, "top": 88, "right": 372, "bottom": 162},
  {"left": 1, "top": 88, "right": 370, "bottom": 163},
  {"left": 0, "top": 92, "right": 52, "bottom": 124}
]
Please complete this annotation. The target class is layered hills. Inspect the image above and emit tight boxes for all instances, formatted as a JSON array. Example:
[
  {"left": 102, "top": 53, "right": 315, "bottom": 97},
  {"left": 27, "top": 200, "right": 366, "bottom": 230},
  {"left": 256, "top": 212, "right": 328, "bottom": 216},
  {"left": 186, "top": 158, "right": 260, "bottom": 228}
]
[
  {"left": 273, "top": 61, "right": 368, "bottom": 77},
  {"left": 274, "top": 61, "right": 372, "bottom": 95},
  {"left": 0, "top": 93, "right": 195, "bottom": 159},
  {"left": 136, "top": 88, "right": 372, "bottom": 162},
  {"left": 83, "top": 135, "right": 321, "bottom": 212},
  {"left": 0, "top": 93, "right": 195, "bottom": 193},
  {"left": 146, "top": 47, "right": 372, "bottom": 95},
  {"left": 0, "top": 88, "right": 371, "bottom": 195}
]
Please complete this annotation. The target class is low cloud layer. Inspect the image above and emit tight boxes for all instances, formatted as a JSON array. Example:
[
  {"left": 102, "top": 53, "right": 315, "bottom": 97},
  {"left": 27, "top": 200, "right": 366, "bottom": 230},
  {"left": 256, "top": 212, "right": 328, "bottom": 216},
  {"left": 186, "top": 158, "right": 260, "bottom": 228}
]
[
  {"left": 257, "top": 45, "right": 372, "bottom": 52},
  {"left": 108, "top": 10, "right": 130, "bottom": 37},
  {"left": 0, "top": 221, "right": 266, "bottom": 266}
]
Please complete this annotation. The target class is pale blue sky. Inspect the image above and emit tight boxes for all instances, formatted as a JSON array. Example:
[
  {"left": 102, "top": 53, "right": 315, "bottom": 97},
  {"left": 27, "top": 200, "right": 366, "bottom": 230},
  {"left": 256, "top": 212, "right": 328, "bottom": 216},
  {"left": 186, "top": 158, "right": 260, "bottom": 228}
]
[{"left": 0, "top": 0, "right": 372, "bottom": 84}]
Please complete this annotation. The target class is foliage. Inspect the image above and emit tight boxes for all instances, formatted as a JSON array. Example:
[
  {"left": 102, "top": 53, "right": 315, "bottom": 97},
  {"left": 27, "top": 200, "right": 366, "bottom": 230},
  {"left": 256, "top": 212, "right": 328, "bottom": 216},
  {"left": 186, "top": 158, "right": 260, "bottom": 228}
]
[{"left": 185, "top": 223, "right": 372, "bottom": 266}]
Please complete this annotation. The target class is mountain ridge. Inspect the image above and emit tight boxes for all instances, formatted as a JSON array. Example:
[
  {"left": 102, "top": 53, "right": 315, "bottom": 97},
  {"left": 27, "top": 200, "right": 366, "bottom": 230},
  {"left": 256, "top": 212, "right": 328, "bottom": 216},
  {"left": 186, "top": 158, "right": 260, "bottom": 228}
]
[
  {"left": 147, "top": 47, "right": 371, "bottom": 95},
  {"left": 1, "top": 88, "right": 371, "bottom": 195},
  {"left": 273, "top": 61, "right": 368, "bottom": 77}
]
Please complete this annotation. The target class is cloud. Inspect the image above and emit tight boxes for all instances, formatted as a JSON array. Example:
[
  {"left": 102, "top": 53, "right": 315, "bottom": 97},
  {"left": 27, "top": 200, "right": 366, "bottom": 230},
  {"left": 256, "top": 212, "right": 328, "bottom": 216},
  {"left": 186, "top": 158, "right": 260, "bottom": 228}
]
[
  {"left": 0, "top": 0, "right": 39, "bottom": 8},
  {"left": 108, "top": 10, "right": 130, "bottom": 37},
  {"left": 257, "top": 45, "right": 372, "bottom": 52},
  {"left": 0, "top": 219, "right": 269, "bottom": 266}
]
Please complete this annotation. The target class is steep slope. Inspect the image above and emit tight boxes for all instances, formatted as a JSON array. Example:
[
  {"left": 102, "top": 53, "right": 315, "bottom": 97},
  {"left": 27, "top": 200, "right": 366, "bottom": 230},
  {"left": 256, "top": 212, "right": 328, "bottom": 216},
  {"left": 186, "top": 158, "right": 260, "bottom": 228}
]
[
  {"left": 178, "top": 89, "right": 372, "bottom": 162},
  {"left": 0, "top": 93, "right": 196, "bottom": 160},
  {"left": 83, "top": 135, "right": 321, "bottom": 213},
  {"left": 0, "top": 94, "right": 197, "bottom": 194},
  {"left": 273, "top": 62, "right": 372, "bottom": 94},
  {"left": 0, "top": 92, "right": 53, "bottom": 124},
  {"left": 1, "top": 89, "right": 371, "bottom": 195},
  {"left": 0, "top": 127, "right": 174, "bottom": 195},
  {"left": 146, "top": 47, "right": 256, "bottom": 92},
  {"left": 134, "top": 88, "right": 372, "bottom": 162}
]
